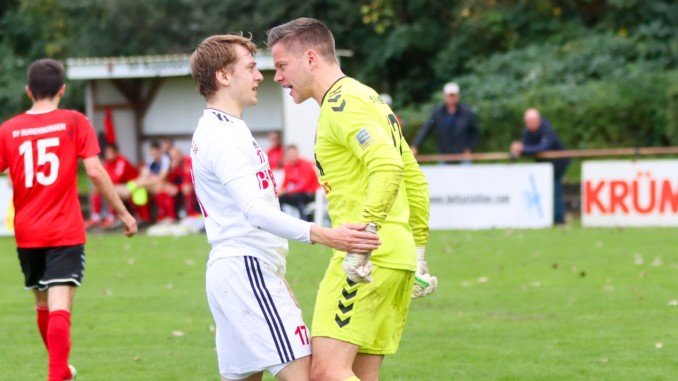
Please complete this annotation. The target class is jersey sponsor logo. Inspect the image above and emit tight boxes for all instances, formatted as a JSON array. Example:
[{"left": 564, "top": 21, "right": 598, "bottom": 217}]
[
  {"left": 253, "top": 141, "right": 267, "bottom": 164},
  {"left": 256, "top": 169, "right": 277, "bottom": 192},
  {"left": 355, "top": 128, "right": 373, "bottom": 149}
]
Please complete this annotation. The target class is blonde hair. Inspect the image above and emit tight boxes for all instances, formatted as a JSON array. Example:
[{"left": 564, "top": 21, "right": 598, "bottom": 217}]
[{"left": 190, "top": 34, "right": 257, "bottom": 98}]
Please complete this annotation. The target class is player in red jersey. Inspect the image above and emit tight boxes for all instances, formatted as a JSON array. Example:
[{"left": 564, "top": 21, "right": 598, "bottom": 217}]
[
  {"left": 163, "top": 147, "right": 199, "bottom": 219},
  {"left": 0, "top": 59, "right": 138, "bottom": 381},
  {"left": 85, "top": 143, "right": 140, "bottom": 228}
]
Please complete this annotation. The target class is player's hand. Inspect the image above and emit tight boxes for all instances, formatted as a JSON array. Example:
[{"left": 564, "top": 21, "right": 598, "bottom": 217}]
[
  {"left": 412, "top": 247, "right": 438, "bottom": 299},
  {"left": 510, "top": 141, "right": 523, "bottom": 157},
  {"left": 343, "top": 251, "right": 373, "bottom": 283},
  {"left": 120, "top": 213, "right": 138, "bottom": 237},
  {"left": 310, "top": 223, "right": 380, "bottom": 254},
  {"left": 342, "top": 223, "right": 378, "bottom": 283}
]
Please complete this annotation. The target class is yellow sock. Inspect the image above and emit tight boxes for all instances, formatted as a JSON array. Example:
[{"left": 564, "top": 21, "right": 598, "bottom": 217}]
[{"left": 344, "top": 377, "right": 360, "bottom": 381}]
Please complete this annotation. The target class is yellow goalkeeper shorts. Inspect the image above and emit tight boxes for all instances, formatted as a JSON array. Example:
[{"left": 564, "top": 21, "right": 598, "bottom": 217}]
[{"left": 311, "top": 258, "right": 414, "bottom": 355}]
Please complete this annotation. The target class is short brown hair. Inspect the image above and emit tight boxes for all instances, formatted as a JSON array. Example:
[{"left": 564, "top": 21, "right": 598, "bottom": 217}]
[
  {"left": 190, "top": 34, "right": 257, "bottom": 98},
  {"left": 266, "top": 18, "right": 336, "bottom": 63},
  {"left": 27, "top": 59, "right": 65, "bottom": 100}
]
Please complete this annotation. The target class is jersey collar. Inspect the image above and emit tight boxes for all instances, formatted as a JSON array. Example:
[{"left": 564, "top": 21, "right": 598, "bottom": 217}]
[{"left": 320, "top": 76, "right": 349, "bottom": 106}]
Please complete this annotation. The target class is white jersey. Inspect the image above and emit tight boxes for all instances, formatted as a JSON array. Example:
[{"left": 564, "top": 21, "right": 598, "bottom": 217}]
[{"left": 191, "top": 108, "right": 288, "bottom": 270}]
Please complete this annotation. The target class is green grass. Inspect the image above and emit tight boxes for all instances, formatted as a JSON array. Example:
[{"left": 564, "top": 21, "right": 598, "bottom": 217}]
[{"left": 0, "top": 227, "right": 676, "bottom": 380}]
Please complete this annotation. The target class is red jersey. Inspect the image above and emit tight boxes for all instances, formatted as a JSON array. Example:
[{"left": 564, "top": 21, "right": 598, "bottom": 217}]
[
  {"left": 104, "top": 155, "right": 139, "bottom": 184},
  {"left": 168, "top": 156, "right": 191, "bottom": 185},
  {"left": 281, "top": 158, "right": 319, "bottom": 195},
  {"left": 266, "top": 145, "right": 284, "bottom": 169},
  {"left": 0, "top": 109, "right": 100, "bottom": 248}
]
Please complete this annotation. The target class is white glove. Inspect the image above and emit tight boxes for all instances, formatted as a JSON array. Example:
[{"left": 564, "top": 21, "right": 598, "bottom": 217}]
[
  {"left": 343, "top": 223, "right": 377, "bottom": 283},
  {"left": 412, "top": 247, "right": 438, "bottom": 299}
]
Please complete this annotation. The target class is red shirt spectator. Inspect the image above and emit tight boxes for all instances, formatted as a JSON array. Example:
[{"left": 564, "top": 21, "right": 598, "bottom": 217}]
[
  {"left": 280, "top": 157, "right": 319, "bottom": 195},
  {"left": 278, "top": 145, "right": 318, "bottom": 222},
  {"left": 266, "top": 131, "right": 284, "bottom": 169},
  {"left": 103, "top": 144, "right": 139, "bottom": 184}
]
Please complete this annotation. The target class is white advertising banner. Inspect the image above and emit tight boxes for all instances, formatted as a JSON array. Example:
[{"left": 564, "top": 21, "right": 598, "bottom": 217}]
[
  {"left": 421, "top": 164, "right": 553, "bottom": 230},
  {"left": 0, "top": 177, "right": 13, "bottom": 236},
  {"left": 582, "top": 160, "right": 678, "bottom": 227}
]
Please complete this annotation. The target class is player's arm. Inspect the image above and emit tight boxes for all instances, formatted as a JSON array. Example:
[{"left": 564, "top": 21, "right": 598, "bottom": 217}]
[
  {"left": 83, "top": 156, "right": 137, "bottom": 236},
  {"left": 207, "top": 131, "right": 379, "bottom": 253},
  {"left": 401, "top": 142, "right": 430, "bottom": 248},
  {"left": 333, "top": 95, "right": 405, "bottom": 227},
  {"left": 224, "top": 174, "right": 378, "bottom": 253}
]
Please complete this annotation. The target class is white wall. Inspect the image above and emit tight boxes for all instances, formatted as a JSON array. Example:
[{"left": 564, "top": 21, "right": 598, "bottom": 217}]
[
  {"left": 281, "top": 87, "right": 320, "bottom": 160},
  {"left": 144, "top": 77, "right": 204, "bottom": 135},
  {"left": 91, "top": 80, "right": 138, "bottom": 162}
]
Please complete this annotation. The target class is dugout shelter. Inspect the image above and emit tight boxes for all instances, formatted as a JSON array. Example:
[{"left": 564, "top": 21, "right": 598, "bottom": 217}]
[{"left": 66, "top": 50, "right": 351, "bottom": 163}]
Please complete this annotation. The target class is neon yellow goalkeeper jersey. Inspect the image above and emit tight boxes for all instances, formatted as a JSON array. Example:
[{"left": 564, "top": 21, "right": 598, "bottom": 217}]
[{"left": 315, "top": 77, "right": 430, "bottom": 271}]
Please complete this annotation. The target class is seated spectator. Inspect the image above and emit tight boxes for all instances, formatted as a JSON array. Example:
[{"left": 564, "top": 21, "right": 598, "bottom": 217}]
[
  {"left": 277, "top": 145, "right": 319, "bottom": 222},
  {"left": 510, "top": 108, "right": 570, "bottom": 225},
  {"left": 266, "top": 130, "right": 284, "bottom": 169},
  {"left": 129, "top": 141, "right": 172, "bottom": 222},
  {"left": 85, "top": 143, "right": 139, "bottom": 228},
  {"left": 161, "top": 147, "right": 199, "bottom": 219}
]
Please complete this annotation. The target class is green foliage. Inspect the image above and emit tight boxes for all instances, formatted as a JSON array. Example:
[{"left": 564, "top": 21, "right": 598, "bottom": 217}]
[{"left": 1, "top": 0, "right": 676, "bottom": 152}]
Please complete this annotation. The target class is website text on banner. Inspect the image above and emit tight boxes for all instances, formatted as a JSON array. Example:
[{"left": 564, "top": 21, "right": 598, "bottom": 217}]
[
  {"left": 421, "top": 164, "right": 553, "bottom": 230},
  {"left": 582, "top": 160, "right": 678, "bottom": 227}
]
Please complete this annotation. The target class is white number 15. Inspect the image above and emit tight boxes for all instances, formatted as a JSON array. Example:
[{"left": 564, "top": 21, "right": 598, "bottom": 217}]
[{"left": 18, "top": 137, "right": 60, "bottom": 188}]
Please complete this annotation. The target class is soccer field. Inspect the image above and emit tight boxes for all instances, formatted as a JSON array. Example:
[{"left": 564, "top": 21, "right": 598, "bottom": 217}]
[{"left": 0, "top": 226, "right": 676, "bottom": 380}]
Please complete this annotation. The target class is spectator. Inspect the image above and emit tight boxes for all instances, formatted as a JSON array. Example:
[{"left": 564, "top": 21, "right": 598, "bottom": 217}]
[
  {"left": 162, "top": 147, "right": 199, "bottom": 219},
  {"left": 159, "top": 137, "right": 174, "bottom": 158},
  {"left": 85, "top": 143, "right": 139, "bottom": 228},
  {"left": 277, "top": 145, "right": 319, "bottom": 221},
  {"left": 411, "top": 82, "right": 479, "bottom": 161},
  {"left": 510, "top": 108, "right": 570, "bottom": 225},
  {"left": 266, "top": 130, "right": 284, "bottom": 169},
  {"left": 130, "top": 141, "right": 173, "bottom": 221}
]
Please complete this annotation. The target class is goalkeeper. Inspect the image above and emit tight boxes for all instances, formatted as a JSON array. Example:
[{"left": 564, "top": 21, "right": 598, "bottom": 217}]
[{"left": 268, "top": 17, "right": 437, "bottom": 381}]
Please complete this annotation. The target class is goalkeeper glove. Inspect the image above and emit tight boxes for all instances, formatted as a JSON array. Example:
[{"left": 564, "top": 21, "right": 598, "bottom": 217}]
[
  {"left": 343, "top": 223, "right": 377, "bottom": 283},
  {"left": 412, "top": 246, "right": 438, "bottom": 299}
]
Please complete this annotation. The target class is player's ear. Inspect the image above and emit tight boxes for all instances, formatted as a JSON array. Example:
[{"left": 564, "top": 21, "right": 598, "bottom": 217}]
[
  {"left": 306, "top": 49, "right": 318, "bottom": 69},
  {"left": 25, "top": 86, "right": 34, "bottom": 101},
  {"left": 57, "top": 85, "right": 66, "bottom": 98},
  {"left": 215, "top": 68, "right": 230, "bottom": 87}
]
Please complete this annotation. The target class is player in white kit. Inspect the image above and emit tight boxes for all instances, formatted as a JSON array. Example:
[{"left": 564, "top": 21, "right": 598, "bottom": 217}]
[{"left": 189, "top": 34, "right": 381, "bottom": 381}]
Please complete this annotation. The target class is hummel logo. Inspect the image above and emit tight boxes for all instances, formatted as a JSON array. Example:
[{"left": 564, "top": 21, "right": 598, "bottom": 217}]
[
  {"left": 335, "top": 314, "right": 351, "bottom": 328},
  {"left": 331, "top": 100, "right": 346, "bottom": 112},
  {"left": 338, "top": 300, "right": 353, "bottom": 314}
]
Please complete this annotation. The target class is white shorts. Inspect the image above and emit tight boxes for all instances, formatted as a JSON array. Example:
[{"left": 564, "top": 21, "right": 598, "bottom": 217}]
[{"left": 206, "top": 255, "right": 311, "bottom": 379}]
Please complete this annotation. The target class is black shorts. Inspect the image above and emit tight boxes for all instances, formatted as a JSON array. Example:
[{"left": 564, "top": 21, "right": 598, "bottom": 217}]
[{"left": 17, "top": 245, "right": 86, "bottom": 290}]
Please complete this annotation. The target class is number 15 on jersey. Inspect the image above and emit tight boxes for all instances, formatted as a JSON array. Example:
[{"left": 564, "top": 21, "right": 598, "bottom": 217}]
[{"left": 19, "top": 137, "right": 60, "bottom": 188}]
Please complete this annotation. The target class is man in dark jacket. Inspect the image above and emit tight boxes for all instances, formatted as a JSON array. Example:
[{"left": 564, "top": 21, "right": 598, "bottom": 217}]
[
  {"left": 510, "top": 108, "right": 570, "bottom": 224},
  {"left": 411, "top": 82, "right": 479, "bottom": 159}
]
